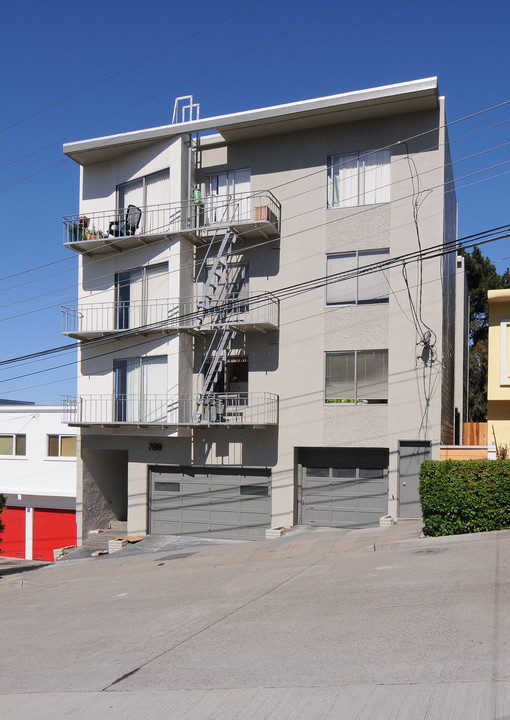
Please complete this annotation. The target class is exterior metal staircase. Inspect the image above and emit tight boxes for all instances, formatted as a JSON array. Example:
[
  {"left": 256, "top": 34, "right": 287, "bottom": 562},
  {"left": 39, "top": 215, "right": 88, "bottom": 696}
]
[{"left": 193, "top": 228, "right": 243, "bottom": 423}]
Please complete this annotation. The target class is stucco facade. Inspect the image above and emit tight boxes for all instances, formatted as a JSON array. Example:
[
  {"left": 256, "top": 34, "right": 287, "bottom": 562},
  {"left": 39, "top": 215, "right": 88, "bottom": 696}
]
[
  {"left": 0, "top": 405, "right": 77, "bottom": 559},
  {"left": 62, "top": 79, "right": 464, "bottom": 542},
  {"left": 488, "top": 289, "right": 510, "bottom": 451}
]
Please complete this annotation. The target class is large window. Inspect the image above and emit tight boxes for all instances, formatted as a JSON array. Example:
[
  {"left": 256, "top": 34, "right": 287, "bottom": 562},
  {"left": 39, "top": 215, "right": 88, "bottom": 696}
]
[
  {"left": 114, "top": 355, "right": 167, "bottom": 422},
  {"left": 48, "top": 435, "right": 76, "bottom": 458},
  {"left": 117, "top": 169, "right": 170, "bottom": 233},
  {"left": 327, "top": 150, "right": 390, "bottom": 208},
  {"left": 325, "top": 350, "right": 388, "bottom": 404},
  {"left": 117, "top": 169, "right": 170, "bottom": 210},
  {"left": 0, "top": 434, "right": 26, "bottom": 456},
  {"left": 115, "top": 262, "right": 168, "bottom": 330},
  {"left": 205, "top": 169, "right": 251, "bottom": 223},
  {"left": 326, "top": 250, "right": 389, "bottom": 305}
]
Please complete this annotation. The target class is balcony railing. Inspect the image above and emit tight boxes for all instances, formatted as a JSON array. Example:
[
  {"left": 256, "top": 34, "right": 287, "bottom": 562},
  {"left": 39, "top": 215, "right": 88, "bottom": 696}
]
[
  {"left": 63, "top": 392, "right": 278, "bottom": 427},
  {"left": 61, "top": 293, "right": 279, "bottom": 337},
  {"left": 63, "top": 191, "right": 281, "bottom": 251}
]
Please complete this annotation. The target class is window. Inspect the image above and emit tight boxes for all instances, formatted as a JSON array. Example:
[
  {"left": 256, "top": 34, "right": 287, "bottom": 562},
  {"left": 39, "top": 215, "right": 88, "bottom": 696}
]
[
  {"left": 48, "top": 435, "right": 76, "bottom": 457},
  {"left": 117, "top": 169, "right": 170, "bottom": 233},
  {"left": 115, "top": 262, "right": 168, "bottom": 330},
  {"left": 205, "top": 169, "right": 251, "bottom": 223},
  {"left": 327, "top": 150, "right": 390, "bottom": 208},
  {"left": 114, "top": 355, "right": 167, "bottom": 422},
  {"left": 325, "top": 350, "right": 388, "bottom": 404},
  {"left": 0, "top": 434, "right": 26, "bottom": 456},
  {"left": 117, "top": 169, "right": 170, "bottom": 210},
  {"left": 326, "top": 250, "right": 389, "bottom": 305}
]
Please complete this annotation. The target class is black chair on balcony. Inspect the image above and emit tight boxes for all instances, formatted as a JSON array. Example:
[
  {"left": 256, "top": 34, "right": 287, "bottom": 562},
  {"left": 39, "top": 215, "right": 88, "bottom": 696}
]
[{"left": 108, "top": 205, "right": 142, "bottom": 237}]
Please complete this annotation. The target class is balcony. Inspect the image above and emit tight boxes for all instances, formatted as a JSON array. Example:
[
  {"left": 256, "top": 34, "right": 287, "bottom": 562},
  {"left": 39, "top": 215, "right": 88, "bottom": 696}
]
[
  {"left": 63, "top": 191, "right": 281, "bottom": 256},
  {"left": 63, "top": 392, "right": 279, "bottom": 427},
  {"left": 61, "top": 293, "right": 279, "bottom": 339}
]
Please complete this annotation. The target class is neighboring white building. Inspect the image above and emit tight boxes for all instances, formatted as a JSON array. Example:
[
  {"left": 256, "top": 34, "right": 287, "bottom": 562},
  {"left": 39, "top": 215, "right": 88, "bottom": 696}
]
[
  {"left": 61, "top": 79, "right": 466, "bottom": 543},
  {"left": 0, "top": 405, "right": 77, "bottom": 560}
]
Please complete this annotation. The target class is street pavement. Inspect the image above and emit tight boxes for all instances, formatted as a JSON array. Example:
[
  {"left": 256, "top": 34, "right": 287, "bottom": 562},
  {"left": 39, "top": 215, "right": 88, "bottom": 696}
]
[{"left": 1, "top": 521, "right": 510, "bottom": 719}]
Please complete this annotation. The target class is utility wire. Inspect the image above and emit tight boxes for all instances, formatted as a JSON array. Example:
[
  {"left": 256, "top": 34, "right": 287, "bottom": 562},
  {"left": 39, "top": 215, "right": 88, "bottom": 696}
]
[
  {"left": 0, "top": 152, "right": 508, "bottom": 326},
  {"left": 2, "top": 125, "right": 510, "bottom": 314},
  {"left": 0, "top": 0, "right": 270, "bottom": 136},
  {"left": 0, "top": 222, "right": 507, "bottom": 374}
]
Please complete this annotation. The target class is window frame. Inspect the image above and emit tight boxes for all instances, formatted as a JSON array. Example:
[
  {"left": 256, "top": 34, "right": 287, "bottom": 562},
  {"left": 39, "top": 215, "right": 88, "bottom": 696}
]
[
  {"left": 116, "top": 168, "right": 170, "bottom": 211},
  {"left": 47, "top": 434, "right": 77, "bottom": 459},
  {"left": 325, "top": 249, "right": 390, "bottom": 305},
  {"left": 327, "top": 150, "right": 391, "bottom": 208},
  {"left": 324, "top": 350, "right": 388, "bottom": 405},
  {"left": 0, "top": 434, "right": 26, "bottom": 457}
]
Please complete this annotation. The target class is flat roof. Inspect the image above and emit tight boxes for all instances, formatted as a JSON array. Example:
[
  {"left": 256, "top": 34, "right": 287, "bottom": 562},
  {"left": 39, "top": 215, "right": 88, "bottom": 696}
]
[
  {"left": 63, "top": 77, "right": 439, "bottom": 166},
  {"left": 488, "top": 289, "right": 510, "bottom": 303}
]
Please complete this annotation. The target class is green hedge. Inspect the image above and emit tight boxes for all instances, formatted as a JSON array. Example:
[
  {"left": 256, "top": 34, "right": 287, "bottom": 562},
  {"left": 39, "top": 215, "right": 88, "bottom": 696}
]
[{"left": 419, "top": 460, "right": 510, "bottom": 536}]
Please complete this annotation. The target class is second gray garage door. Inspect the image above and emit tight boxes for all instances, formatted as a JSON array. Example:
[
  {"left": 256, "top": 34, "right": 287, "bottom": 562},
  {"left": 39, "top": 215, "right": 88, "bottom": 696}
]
[
  {"left": 150, "top": 467, "right": 271, "bottom": 540},
  {"left": 299, "top": 447, "right": 389, "bottom": 529}
]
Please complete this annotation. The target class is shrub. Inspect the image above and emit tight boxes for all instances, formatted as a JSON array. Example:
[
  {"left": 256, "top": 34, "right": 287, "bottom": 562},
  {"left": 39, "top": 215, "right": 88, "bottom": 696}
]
[{"left": 419, "top": 460, "right": 510, "bottom": 536}]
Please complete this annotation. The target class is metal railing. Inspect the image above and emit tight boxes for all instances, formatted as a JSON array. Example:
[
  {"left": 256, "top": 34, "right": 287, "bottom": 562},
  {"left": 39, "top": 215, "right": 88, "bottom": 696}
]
[
  {"left": 61, "top": 293, "right": 279, "bottom": 335},
  {"left": 63, "top": 392, "right": 278, "bottom": 426},
  {"left": 63, "top": 191, "right": 281, "bottom": 245}
]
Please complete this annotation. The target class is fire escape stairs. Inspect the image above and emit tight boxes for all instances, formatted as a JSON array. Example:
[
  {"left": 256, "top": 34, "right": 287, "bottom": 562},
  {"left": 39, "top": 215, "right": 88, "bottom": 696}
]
[{"left": 193, "top": 229, "right": 244, "bottom": 424}]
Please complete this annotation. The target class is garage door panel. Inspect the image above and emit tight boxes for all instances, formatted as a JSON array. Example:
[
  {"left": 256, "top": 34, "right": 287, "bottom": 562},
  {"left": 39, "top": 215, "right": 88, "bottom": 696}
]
[
  {"left": 33, "top": 509, "right": 76, "bottom": 562},
  {"left": 300, "top": 450, "right": 388, "bottom": 529},
  {"left": 358, "top": 495, "right": 387, "bottom": 510},
  {"left": 150, "top": 468, "right": 270, "bottom": 540},
  {"left": 357, "top": 480, "right": 386, "bottom": 495},
  {"left": 2, "top": 507, "right": 26, "bottom": 558}
]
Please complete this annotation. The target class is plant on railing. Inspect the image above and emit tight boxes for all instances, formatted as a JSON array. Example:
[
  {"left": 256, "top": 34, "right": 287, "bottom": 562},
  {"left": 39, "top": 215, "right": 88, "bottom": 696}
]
[{"left": 83, "top": 226, "right": 106, "bottom": 239}]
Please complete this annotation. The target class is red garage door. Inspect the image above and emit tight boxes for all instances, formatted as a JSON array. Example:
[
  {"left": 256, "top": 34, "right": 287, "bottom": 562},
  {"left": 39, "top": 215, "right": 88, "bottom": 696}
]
[
  {"left": 1, "top": 506, "right": 26, "bottom": 559},
  {"left": 33, "top": 509, "right": 76, "bottom": 561}
]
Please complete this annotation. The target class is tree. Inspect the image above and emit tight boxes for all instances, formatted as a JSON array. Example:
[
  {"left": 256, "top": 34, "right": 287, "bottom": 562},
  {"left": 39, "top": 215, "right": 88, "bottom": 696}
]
[{"left": 461, "top": 246, "right": 510, "bottom": 421}]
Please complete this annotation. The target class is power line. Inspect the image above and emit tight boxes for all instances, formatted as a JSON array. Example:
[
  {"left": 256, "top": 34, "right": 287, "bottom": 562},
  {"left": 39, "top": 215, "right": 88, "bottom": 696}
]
[
  {"left": 1, "top": 149, "right": 509, "bottom": 323},
  {"left": 3, "top": 74, "right": 510, "bottom": 289},
  {"left": 2, "top": 120, "right": 510, "bottom": 308},
  {"left": 0, "top": 0, "right": 270, "bottom": 136},
  {"left": 0, "top": 222, "right": 506, "bottom": 376}
]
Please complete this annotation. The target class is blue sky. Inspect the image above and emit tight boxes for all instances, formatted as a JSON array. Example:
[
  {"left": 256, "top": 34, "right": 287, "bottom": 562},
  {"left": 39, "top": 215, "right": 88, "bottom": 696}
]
[{"left": 1, "top": 0, "right": 510, "bottom": 403}]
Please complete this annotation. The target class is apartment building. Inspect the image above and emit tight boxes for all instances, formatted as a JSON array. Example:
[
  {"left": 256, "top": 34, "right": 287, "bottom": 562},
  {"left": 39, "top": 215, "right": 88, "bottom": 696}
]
[
  {"left": 62, "top": 78, "right": 464, "bottom": 543},
  {"left": 0, "top": 404, "right": 77, "bottom": 560}
]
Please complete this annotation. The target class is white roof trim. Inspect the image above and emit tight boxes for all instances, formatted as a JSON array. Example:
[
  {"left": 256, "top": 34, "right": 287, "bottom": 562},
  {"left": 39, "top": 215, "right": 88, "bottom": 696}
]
[{"left": 63, "top": 77, "right": 438, "bottom": 162}]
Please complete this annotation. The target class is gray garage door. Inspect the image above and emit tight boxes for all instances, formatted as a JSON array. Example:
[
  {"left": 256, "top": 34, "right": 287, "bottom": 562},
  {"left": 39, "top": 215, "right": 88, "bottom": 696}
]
[
  {"left": 150, "top": 467, "right": 271, "bottom": 540},
  {"left": 299, "top": 448, "right": 389, "bottom": 529}
]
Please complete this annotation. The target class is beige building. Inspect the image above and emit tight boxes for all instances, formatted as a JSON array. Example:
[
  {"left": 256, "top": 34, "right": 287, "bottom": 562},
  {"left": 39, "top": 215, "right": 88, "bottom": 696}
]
[
  {"left": 62, "top": 78, "right": 465, "bottom": 543},
  {"left": 488, "top": 289, "right": 510, "bottom": 452}
]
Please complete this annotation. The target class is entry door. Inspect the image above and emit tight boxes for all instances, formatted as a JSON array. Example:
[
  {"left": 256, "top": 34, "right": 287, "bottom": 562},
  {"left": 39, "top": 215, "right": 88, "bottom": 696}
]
[
  {"left": 398, "top": 441, "right": 431, "bottom": 518},
  {"left": 115, "top": 268, "right": 143, "bottom": 329},
  {"left": 114, "top": 356, "right": 166, "bottom": 422}
]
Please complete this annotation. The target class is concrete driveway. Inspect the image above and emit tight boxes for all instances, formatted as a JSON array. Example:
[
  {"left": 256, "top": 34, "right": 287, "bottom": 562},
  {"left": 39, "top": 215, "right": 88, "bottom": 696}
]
[{"left": 1, "top": 521, "right": 509, "bottom": 719}]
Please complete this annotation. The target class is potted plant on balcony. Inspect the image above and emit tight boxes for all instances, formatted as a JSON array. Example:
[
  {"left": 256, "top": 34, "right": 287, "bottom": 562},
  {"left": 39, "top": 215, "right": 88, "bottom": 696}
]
[{"left": 67, "top": 222, "right": 81, "bottom": 243}]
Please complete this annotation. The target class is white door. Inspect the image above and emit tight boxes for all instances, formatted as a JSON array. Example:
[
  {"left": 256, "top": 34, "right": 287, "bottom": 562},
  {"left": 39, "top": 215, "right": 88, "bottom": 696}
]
[
  {"left": 144, "top": 263, "right": 168, "bottom": 326},
  {"left": 145, "top": 170, "right": 170, "bottom": 232},
  {"left": 206, "top": 169, "right": 251, "bottom": 223},
  {"left": 142, "top": 356, "right": 167, "bottom": 422}
]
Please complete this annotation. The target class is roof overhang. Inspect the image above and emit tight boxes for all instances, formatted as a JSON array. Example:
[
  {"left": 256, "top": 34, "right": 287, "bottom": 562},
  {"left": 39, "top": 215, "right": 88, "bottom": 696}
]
[{"left": 63, "top": 77, "right": 439, "bottom": 166}]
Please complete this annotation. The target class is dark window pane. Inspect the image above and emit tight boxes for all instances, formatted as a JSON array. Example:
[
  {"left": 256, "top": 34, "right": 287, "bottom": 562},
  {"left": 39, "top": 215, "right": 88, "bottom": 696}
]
[
  {"left": 48, "top": 436, "right": 59, "bottom": 457},
  {"left": 332, "top": 467, "right": 356, "bottom": 478},
  {"left": 305, "top": 467, "right": 330, "bottom": 477},
  {"left": 240, "top": 485, "right": 269, "bottom": 496},
  {"left": 15, "top": 435, "right": 26, "bottom": 456},
  {"left": 155, "top": 481, "right": 180, "bottom": 492},
  {"left": 359, "top": 468, "right": 385, "bottom": 479}
]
